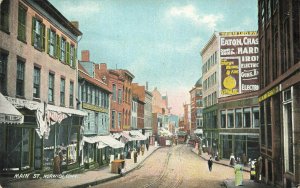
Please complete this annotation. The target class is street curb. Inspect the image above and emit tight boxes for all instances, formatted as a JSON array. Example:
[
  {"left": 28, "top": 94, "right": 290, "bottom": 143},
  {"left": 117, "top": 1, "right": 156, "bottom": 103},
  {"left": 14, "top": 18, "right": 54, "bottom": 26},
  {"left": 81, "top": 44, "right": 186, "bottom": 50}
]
[{"left": 70, "top": 147, "right": 161, "bottom": 188}]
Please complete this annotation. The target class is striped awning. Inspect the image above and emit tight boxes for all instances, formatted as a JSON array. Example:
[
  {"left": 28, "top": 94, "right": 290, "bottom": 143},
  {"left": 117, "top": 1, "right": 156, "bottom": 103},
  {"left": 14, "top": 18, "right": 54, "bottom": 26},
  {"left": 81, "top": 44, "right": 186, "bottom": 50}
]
[{"left": 0, "top": 93, "right": 23, "bottom": 124}]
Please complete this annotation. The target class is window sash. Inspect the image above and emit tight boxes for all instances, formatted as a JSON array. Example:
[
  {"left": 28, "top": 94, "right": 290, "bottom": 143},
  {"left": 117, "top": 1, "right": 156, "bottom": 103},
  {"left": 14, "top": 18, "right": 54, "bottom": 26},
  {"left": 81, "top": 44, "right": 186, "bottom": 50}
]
[
  {"left": 0, "top": 0, "right": 9, "bottom": 32},
  {"left": 60, "top": 38, "right": 66, "bottom": 62},
  {"left": 16, "top": 61, "right": 25, "bottom": 96},
  {"left": 48, "top": 74, "right": 54, "bottom": 102},
  {"left": 60, "top": 79, "right": 65, "bottom": 105},
  {"left": 33, "top": 68, "right": 40, "bottom": 98},
  {"left": 69, "top": 82, "right": 74, "bottom": 107}
]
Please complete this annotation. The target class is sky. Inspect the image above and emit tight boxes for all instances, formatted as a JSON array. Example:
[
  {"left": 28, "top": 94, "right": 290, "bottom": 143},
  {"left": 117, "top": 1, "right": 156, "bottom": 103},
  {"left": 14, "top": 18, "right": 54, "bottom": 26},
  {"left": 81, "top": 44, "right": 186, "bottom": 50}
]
[{"left": 49, "top": 0, "right": 258, "bottom": 116}]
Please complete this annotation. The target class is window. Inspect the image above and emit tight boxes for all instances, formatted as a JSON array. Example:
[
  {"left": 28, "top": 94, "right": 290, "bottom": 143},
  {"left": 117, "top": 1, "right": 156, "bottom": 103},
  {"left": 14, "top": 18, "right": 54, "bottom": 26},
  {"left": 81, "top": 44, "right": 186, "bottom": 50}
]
[
  {"left": 0, "top": 0, "right": 9, "bottom": 32},
  {"left": 16, "top": 60, "right": 25, "bottom": 96},
  {"left": 112, "top": 84, "right": 117, "bottom": 101},
  {"left": 18, "top": 4, "right": 27, "bottom": 42},
  {"left": 33, "top": 67, "right": 40, "bottom": 98},
  {"left": 227, "top": 110, "right": 234, "bottom": 128},
  {"left": 267, "top": 0, "right": 271, "bottom": 21},
  {"left": 69, "top": 81, "right": 74, "bottom": 107},
  {"left": 283, "top": 88, "right": 293, "bottom": 173},
  {"left": 60, "top": 78, "right": 65, "bottom": 106},
  {"left": 118, "top": 89, "right": 122, "bottom": 104},
  {"left": 221, "top": 110, "right": 226, "bottom": 128},
  {"left": 47, "top": 29, "right": 56, "bottom": 56},
  {"left": 95, "top": 89, "right": 99, "bottom": 106},
  {"left": 48, "top": 73, "right": 54, "bottom": 103},
  {"left": 118, "top": 112, "right": 121, "bottom": 129},
  {"left": 253, "top": 107, "right": 260, "bottom": 128},
  {"left": 266, "top": 99, "right": 272, "bottom": 149},
  {"left": 235, "top": 109, "right": 242, "bottom": 128},
  {"left": 70, "top": 45, "right": 75, "bottom": 67},
  {"left": 60, "top": 38, "right": 66, "bottom": 62},
  {"left": 243, "top": 108, "right": 251, "bottom": 128},
  {"left": 81, "top": 84, "right": 86, "bottom": 103},
  {"left": 0, "top": 52, "right": 8, "bottom": 94},
  {"left": 111, "top": 111, "right": 116, "bottom": 129},
  {"left": 32, "top": 17, "right": 45, "bottom": 50},
  {"left": 87, "top": 85, "right": 92, "bottom": 103}
]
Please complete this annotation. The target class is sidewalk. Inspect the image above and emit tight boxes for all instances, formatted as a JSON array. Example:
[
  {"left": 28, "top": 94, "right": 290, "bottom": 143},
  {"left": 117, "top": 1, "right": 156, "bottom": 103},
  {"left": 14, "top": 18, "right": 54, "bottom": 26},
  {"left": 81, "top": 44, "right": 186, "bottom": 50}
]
[
  {"left": 2, "top": 146, "right": 160, "bottom": 188},
  {"left": 191, "top": 147, "right": 273, "bottom": 188}
]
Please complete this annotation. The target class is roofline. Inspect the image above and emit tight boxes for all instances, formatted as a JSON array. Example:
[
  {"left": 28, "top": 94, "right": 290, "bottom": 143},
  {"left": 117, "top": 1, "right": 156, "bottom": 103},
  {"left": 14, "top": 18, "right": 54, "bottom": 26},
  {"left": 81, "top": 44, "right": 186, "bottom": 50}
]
[
  {"left": 200, "top": 32, "right": 218, "bottom": 56},
  {"left": 33, "top": 0, "right": 82, "bottom": 36}
]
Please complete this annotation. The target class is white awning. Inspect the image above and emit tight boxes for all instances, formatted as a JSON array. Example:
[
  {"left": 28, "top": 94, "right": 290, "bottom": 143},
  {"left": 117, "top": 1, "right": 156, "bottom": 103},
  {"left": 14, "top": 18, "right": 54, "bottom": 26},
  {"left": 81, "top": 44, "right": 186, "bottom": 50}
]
[
  {"left": 83, "top": 135, "right": 124, "bottom": 149},
  {"left": 121, "top": 131, "right": 134, "bottom": 143},
  {"left": 98, "top": 135, "right": 124, "bottom": 149},
  {"left": 47, "top": 104, "right": 87, "bottom": 117},
  {"left": 159, "top": 128, "right": 172, "bottom": 136},
  {"left": 130, "top": 130, "right": 147, "bottom": 140},
  {"left": 0, "top": 93, "right": 23, "bottom": 124},
  {"left": 111, "top": 133, "right": 122, "bottom": 139}
]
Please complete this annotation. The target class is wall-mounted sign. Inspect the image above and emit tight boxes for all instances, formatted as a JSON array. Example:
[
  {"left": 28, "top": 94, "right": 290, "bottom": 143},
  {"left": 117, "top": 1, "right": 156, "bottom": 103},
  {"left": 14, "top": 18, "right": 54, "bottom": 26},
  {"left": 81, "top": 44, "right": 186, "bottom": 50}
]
[
  {"left": 219, "top": 32, "right": 259, "bottom": 96},
  {"left": 82, "top": 103, "right": 108, "bottom": 113},
  {"left": 258, "top": 86, "right": 280, "bottom": 102}
]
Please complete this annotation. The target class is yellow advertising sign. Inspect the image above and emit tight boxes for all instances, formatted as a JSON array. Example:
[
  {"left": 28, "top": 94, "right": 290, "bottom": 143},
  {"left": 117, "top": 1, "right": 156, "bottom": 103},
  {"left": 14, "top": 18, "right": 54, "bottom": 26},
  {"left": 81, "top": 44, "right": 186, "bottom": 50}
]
[
  {"left": 258, "top": 86, "right": 280, "bottom": 102},
  {"left": 82, "top": 102, "right": 108, "bottom": 113},
  {"left": 123, "top": 125, "right": 131, "bottom": 130}
]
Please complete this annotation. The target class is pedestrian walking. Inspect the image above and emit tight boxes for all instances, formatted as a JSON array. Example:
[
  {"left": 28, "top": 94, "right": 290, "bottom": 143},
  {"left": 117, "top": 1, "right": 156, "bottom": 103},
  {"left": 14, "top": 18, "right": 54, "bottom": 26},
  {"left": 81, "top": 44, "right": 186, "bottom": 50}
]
[
  {"left": 59, "top": 148, "right": 64, "bottom": 173},
  {"left": 229, "top": 153, "right": 235, "bottom": 166},
  {"left": 208, "top": 157, "right": 213, "bottom": 172},
  {"left": 146, "top": 143, "right": 149, "bottom": 151},
  {"left": 141, "top": 144, "right": 145, "bottom": 156},
  {"left": 133, "top": 149, "right": 138, "bottom": 163}
]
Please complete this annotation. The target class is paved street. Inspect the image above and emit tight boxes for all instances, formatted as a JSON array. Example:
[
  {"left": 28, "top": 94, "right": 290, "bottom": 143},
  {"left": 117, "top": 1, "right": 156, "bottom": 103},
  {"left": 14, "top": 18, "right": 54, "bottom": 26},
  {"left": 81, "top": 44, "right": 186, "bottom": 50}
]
[{"left": 94, "top": 145, "right": 248, "bottom": 188}]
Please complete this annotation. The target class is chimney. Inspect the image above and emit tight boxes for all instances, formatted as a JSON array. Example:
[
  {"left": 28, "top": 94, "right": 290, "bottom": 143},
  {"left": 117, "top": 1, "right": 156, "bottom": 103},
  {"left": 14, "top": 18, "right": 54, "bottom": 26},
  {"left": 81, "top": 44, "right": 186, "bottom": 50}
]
[
  {"left": 146, "top": 82, "right": 149, "bottom": 90},
  {"left": 81, "top": 50, "right": 90, "bottom": 62},
  {"left": 100, "top": 63, "right": 107, "bottom": 71},
  {"left": 71, "top": 21, "right": 79, "bottom": 29}
]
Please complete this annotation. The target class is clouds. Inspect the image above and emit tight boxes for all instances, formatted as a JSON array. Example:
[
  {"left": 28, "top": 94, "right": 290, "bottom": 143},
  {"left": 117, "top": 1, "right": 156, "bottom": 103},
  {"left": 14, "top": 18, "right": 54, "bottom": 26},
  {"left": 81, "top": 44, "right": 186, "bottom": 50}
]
[
  {"left": 58, "top": 1, "right": 101, "bottom": 19},
  {"left": 166, "top": 5, "right": 223, "bottom": 29}
]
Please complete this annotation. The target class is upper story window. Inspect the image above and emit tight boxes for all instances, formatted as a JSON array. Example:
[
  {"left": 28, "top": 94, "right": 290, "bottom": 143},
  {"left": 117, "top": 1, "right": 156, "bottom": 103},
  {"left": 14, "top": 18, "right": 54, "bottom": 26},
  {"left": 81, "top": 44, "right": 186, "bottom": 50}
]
[
  {"left": 60, "top": 38, "right": 66, "bottom": 62},
  {"left": 0, "top": 0, "right": 9, "bottom": 33},
  {"left": 33, "top": 67, "right": 41, "bottom": 98},
  {"left": 47, "top": 29, "right": 56, "bottom": 57},
  {"left": 0, "top": 52, "right": 8, "bottom": 94},
  {"left": 48, "top": 73, "right": 54, "bottom": 103},
  {"left": 111, "top": 111, "right": 116, "bottom": 129},
  {"left": 118, "top": 89, "right": 122, "bottom": 104},
  {"left": 112, "top": 84, "right": 117, "bottom": 101},
  {"left": 32, "top": 17, "right": 45, "bottom": 51},
  {"left": 18, "top": 4, "right": 27, "bottom": 42},
  {"left": 16, "top": 60, "right": 25, "bottom": 97},
  {"left": 60, "top": 78, "right": 65, "bottom": 106},
  {"left": 69, "top": 81, "right": 74, "bottom": 107}
]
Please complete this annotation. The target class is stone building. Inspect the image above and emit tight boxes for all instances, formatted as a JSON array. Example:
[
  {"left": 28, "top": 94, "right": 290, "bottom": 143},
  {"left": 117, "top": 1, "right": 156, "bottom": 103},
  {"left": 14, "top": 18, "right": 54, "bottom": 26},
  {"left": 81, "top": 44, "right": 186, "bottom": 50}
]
[
  {"left": 0, "top": 0, "right": 85, "bottom": 174},
  {"left": 258, "top": 0, "right": 300, "bottom": 187}
]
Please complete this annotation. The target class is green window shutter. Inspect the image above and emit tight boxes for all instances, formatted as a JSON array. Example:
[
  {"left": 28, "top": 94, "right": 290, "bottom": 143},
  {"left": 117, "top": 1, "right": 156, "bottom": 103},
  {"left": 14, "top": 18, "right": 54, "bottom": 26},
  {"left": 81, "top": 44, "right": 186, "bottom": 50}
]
[
  {"left": 47, "top": 28, "right": 50, "bottom": 54},
  {"left": 67, "top": 42, "right": 70, "bottom": 65},
  {"left": 73, "top": 47, "right": 77, "bottom": 68},
  {"left": 31, "top": 17, "right": 36, "bottom": 46},
  {"left": 56, "top": 35, "right": 60, "bottom": 59},
  {"left": 42, "top": 24, "right": 45, "bottom": 51}
]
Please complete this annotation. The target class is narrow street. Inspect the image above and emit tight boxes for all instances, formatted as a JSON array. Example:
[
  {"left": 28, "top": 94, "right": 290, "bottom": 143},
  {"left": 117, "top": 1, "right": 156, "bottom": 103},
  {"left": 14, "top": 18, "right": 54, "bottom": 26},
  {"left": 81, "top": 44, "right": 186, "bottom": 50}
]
[{"left": 94, "top": 145, "right": 249, "bottom": 188}]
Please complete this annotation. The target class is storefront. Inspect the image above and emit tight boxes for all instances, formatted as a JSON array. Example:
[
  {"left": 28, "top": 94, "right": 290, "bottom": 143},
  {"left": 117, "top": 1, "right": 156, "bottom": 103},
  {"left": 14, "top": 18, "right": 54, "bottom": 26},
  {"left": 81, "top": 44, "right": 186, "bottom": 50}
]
[{"left": 2, "top": 97, "right": 86, "bottom": 174}]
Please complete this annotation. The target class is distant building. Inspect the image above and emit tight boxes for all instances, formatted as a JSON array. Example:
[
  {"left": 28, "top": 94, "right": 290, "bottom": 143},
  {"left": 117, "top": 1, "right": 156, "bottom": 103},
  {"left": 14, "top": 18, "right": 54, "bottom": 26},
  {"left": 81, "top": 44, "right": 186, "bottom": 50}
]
[
  {"left": 144, "top": 83, "right": 153, "bottom": 138},
  {"left": 189, "top": 77, "right": 203, "bottom": 134},
  {"left": 116, "top": 70, "right": 134, "bottom": 131}
]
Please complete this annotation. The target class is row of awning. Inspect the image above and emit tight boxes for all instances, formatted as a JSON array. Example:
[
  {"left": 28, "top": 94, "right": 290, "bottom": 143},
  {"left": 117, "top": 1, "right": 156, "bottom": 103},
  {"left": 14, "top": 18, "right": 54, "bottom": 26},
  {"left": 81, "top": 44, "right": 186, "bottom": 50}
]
[{"left": 83, "top": 135, "right": 125, "bottom": 149}]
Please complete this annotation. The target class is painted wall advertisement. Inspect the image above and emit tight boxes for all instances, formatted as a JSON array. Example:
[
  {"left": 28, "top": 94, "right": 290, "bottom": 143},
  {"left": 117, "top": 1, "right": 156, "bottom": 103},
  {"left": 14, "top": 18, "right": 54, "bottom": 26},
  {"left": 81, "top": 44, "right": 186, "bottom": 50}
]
[{"left": 219, "top": 31, "right": 259, "bottom": 96}]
